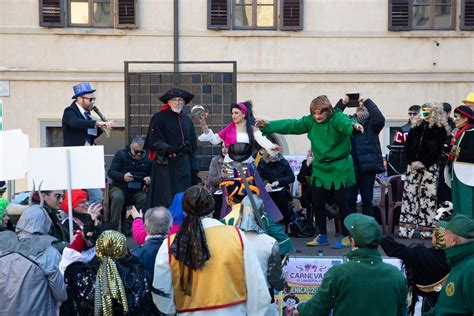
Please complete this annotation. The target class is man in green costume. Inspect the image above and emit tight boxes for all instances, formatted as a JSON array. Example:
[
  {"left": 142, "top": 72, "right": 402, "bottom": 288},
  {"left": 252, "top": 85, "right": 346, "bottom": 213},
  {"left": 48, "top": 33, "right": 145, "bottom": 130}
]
[
  {"left": 294, "top": 213, "right": 408, "bottom": 316},
  {"left": 257, "top": 95, "right": 363, "bottom": 248},
  {"left": 426, "top": 214, "right": 474, "bottom": 315}
]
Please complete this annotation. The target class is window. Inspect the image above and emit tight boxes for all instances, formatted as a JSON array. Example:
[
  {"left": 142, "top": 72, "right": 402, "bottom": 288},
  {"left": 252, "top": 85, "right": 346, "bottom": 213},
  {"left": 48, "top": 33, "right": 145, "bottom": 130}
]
[
  {"left": 69, "top": 0, "right": 113, "bottom": 27},
  {"left": 389, "top": 0, "right": 474, "bottom": 31},
  {"left": 208, "top": 0, "right": 303, "bottom": 31},
  {"left": 234, "top": 0, "right": 277, "bottom": 30},
  {"left": 39, "top": 0, "right": 138, "bottom": 28},
  {"left": 412, "top": 0, "right": 455, "bottom": 30}
]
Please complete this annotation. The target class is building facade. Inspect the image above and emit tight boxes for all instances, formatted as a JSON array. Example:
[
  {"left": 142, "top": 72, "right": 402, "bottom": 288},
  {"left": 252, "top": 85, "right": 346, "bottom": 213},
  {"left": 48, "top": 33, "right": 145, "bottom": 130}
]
[{"left": 1, "top": 0, "right": 473, "bottom": 187}]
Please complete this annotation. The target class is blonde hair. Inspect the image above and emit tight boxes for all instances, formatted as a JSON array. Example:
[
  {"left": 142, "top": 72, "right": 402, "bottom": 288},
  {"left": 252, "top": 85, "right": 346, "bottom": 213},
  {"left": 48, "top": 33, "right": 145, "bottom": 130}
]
[
  {"left": 310, "top": 95, "right": 333, "bottom": 116},
  {"left": 412, "top": 102, "right": 451, "bottom": 133}
]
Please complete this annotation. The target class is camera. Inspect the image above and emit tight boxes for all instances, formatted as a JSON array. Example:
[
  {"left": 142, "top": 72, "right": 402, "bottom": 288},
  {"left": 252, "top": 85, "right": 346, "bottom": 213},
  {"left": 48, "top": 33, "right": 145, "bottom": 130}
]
[
  {"left": 128, "top": 176, "right": 144, "bottom": 190},
  {"left": 346, "top": 93, "right": 360, "bottom": 108}
]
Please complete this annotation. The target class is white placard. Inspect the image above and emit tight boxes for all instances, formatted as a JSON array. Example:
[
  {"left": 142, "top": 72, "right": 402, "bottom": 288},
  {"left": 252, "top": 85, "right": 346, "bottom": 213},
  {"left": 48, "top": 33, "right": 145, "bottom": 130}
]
[
  {"left": 453, "top": 161, "right": 474, "bottom": 186},
  {"left": 284, "top": 155, "right": 306, "bottom": 196},
  {"left": 383, "top": 257, "right": 404, "bottom": 274},
  {"left": 27, "top": 146, "right": 105, "bottom": 190},
  {"left": 0, "top": 129, "right": 29, "bottom": 180}
]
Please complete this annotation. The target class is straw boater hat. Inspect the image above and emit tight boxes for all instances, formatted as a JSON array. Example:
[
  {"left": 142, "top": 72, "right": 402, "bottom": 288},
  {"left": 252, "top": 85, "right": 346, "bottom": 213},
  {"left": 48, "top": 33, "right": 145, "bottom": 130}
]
[{"left": 462, "top": 92, "right": 474, "bottom": 104}]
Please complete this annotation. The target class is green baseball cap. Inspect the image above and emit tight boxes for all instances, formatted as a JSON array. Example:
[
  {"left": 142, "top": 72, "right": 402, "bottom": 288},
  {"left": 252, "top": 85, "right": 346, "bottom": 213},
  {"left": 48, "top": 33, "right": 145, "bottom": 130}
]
[
  {"left": 344, "top": 213, "right": 381, "bottom": 247},
  {"left": 437, "top": 214, "right": 474, "bottom": 239}
]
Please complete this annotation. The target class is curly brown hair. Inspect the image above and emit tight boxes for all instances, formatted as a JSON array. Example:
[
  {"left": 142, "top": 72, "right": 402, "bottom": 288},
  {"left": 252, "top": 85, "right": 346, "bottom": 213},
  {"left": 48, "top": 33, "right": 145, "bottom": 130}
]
[{"left": 412, "top": 102, "right": 451, "bottom": 133}]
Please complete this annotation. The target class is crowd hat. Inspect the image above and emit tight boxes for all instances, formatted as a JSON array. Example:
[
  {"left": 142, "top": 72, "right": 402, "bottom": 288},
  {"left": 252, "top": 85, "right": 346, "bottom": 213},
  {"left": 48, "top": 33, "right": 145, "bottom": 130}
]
[
  {"left": 159, "top": 87, "right": 194, "bottom": 104},
  {"left": 60, "top": 189, "right": 88, "bottom": 213},
  {"left": 462, "top": 92, "right": 474, "bottom": 104},
  {"left": 454, "top": 105, "right": 474, "bottom": 123},
  {"left": 72, "top": 82, "right": 96, "bottom": 99},
  {"left": 344, "top": 213, "right": 381, "bottom": 248},
  {"left": 437, "top": 214, "right": 474, "bottom": 239}
]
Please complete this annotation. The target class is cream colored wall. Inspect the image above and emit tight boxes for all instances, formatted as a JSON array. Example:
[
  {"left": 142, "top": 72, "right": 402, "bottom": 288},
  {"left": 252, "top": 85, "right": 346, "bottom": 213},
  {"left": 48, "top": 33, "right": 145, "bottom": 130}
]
[{"left": 1, "top": 0, "right": 473, "bottom": 157}]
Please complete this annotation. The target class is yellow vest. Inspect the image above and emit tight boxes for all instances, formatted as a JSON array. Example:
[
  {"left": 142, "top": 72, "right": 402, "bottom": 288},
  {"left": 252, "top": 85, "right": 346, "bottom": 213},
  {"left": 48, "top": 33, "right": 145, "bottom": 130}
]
[
  {"left": 223, "top": 203, "right": 241, "bottom": 226},
  {"left": 168, "top": 225, "right": 247, "bottom": 313}
]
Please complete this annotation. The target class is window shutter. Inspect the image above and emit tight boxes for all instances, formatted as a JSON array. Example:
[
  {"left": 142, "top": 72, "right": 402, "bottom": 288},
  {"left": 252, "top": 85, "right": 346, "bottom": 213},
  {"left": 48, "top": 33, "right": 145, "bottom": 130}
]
[
  {"left": 461, "top": 0, "right": 474, "bottom": 30},
  {"left": 388, "top": 0, "right": 412, "bottom": 31},
  {"left": 280, "top": 0, "right": 303, "bottom": 31},
  {"left": 39, "top": 0, "right": 65, "bottom": 27},
  {"left": 115, "top": 0, "right": 138, "bottom": 29},
  {"left": 208, "top": 0, "right": 230, "bottom": 30}
]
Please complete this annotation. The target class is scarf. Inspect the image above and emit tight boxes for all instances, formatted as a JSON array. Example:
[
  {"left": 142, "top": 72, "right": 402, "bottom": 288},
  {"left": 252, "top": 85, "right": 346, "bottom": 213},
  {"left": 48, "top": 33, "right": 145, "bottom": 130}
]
[
  {"left": 448, "top": 123, "right": 472, "bottom": 161},
  {"left": 217, "top": 103, "right": 248, "bottom": 146},
  {"left": 354, "top": 107, "right": 370, "bottom": 125}
]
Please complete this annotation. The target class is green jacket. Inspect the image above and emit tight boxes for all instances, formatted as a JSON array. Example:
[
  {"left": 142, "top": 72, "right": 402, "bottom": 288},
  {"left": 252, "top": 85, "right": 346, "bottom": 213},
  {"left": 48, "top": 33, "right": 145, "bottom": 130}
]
[
  {"left": 261, "top": 109, "right": 356, "bottom": 190},
  {"left": 425, "top": 241, "right": 474, "bottom": 316},
  {"left": 297, "top": 248, "right": 407, "bottom": 316},
  {"left": 39, "top": 204, "right": 69, "bottom": 254}
]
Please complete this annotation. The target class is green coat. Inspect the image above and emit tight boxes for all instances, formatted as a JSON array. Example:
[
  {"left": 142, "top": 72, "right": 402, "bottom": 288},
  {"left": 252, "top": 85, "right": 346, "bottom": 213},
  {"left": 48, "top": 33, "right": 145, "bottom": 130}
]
[
  {"left": 261, "top": 109, "right": 356, "bottom": 190},
  {"left": 425, "top": 241, "right": 474, "bottom": 316},
  {"left": 297, "top": 248, "right": 407, "bottom": 316}
]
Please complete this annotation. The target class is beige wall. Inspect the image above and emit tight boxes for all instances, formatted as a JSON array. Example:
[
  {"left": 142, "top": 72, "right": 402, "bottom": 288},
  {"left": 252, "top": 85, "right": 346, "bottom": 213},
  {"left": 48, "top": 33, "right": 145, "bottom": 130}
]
[{"left": 1, "top": 0, "right": 473, "bottom": 156}]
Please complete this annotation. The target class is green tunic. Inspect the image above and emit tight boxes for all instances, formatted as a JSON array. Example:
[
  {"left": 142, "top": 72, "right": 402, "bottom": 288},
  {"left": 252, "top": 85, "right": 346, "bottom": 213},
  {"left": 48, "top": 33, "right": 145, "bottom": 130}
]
[
  {"left": 297, "top": 248, "right": 408, "bottom": 316},
  {"left": 425, "top": 241, "right": 474, "bottom": 316},
  {"left": 261, "top": 109, "right": 356, "bottom": 190}
]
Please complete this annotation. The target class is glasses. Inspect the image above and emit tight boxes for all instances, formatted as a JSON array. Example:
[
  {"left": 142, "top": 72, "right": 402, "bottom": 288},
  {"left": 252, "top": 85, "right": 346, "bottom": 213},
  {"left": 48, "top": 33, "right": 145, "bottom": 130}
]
[
  {"left": 81, "top": 97, "right": 96, "bottom": 102},
  {"left": 408, "top": 112, "right": 418, "bottom": 116},
  {"left": 132, "top": 149, "right": 145, "bottom": 155}
]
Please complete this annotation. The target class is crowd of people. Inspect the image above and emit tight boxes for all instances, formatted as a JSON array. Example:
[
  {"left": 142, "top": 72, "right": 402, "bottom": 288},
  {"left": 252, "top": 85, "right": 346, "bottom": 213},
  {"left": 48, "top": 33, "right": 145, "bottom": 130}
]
[{"left": 0, "top": 83, "right": 473, "bottom": 315}]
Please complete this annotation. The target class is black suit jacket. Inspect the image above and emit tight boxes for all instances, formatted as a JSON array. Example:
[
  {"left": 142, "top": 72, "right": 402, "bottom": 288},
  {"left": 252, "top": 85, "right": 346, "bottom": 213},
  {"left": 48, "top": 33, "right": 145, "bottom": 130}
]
[{"left": 62, "top": 102, "right": 102, "bottom": 146}]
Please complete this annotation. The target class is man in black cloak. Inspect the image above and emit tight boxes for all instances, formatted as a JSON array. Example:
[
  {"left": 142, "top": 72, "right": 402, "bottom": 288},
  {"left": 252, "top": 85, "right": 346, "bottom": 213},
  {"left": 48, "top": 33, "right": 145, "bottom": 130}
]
[{"left": 144, "top": 88, "right": 199, "bottom": 208}]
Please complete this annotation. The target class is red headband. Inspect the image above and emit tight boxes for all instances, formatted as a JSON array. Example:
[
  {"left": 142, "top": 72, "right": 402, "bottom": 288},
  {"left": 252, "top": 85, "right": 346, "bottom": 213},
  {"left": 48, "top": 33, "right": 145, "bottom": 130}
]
[
  {"left": 456, "top": 108, "right": 474, "bottom": 120},
  {"left": 238, "top": 103, "right": 248, "bottom": 117}
]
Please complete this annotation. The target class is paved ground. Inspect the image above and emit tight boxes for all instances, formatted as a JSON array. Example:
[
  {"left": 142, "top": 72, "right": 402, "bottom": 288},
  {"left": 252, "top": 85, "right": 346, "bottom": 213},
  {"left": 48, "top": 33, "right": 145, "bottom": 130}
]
[
  {"left": 289, "top": 217, "right": 431, "bottom": 257},
  {"left": 127, "top": 217, "right": 431, "bottom": 256}
]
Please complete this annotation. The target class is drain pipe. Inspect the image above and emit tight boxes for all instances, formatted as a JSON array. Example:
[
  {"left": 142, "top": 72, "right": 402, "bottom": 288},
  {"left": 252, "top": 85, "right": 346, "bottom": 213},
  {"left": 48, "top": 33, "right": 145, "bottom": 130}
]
[{"left": 173, "top": 0, "right": 179, "bottom": 73}]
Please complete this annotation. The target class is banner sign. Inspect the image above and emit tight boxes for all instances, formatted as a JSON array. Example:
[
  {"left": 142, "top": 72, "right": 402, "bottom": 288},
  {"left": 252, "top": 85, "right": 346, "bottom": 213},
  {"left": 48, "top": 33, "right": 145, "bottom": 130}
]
[
  {"left": 275, "top": 256, "right": 344, "bottom": 315},
  {"left": 284, "top": 155, "right": 306, "bottom": 174}
]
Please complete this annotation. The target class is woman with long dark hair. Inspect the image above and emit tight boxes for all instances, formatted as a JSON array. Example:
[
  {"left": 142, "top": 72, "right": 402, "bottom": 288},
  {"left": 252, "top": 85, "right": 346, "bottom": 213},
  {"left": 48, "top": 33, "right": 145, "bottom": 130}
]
[{"left": 198, "top": 101, "right": 284, "bottom": 222}]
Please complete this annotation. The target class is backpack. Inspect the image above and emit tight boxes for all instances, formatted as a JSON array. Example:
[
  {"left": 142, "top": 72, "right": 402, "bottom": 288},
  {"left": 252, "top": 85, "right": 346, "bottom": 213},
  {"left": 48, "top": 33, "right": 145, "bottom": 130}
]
[{"left": 289, "top": 214, "right": 316, "bottom": 238}]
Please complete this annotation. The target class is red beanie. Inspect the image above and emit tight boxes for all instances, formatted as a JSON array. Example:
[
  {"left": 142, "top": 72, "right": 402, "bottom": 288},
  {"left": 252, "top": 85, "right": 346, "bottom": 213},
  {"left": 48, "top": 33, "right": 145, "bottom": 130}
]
[{"left": 61, "top": 190, "right": 88, "bottom": 213}]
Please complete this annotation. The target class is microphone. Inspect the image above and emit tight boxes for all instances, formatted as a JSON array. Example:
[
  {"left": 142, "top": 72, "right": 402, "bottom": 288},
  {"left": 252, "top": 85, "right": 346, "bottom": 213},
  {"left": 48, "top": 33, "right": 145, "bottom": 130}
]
[{"left": 92, "top": 105, "right": 107, "bottom": 122}]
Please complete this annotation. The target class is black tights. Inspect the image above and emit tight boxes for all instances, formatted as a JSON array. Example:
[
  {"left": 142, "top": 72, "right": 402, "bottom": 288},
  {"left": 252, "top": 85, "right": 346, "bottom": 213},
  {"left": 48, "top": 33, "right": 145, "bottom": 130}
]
[{"left": 311, "top": 184, "right": 350, "bottom": 236}]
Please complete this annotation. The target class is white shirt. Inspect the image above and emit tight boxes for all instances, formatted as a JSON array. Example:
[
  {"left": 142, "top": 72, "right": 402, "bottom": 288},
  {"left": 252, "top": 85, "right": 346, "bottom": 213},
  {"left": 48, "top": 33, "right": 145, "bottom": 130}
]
[
  {"left": 75, "top": 103, "right": 97, "bottom": 145},
  {"left": 152, "top": 218, "right": 271, "bottom": 316},
  {"left": 198, "top": 125, "right": 278, "bottom": 157}
]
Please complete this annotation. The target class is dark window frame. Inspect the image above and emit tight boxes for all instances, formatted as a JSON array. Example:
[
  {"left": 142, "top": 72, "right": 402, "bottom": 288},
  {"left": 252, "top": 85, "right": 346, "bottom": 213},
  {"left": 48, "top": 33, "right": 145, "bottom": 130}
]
[{"left": 461, "top": 0, "right": 474, "bottom": 30}]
